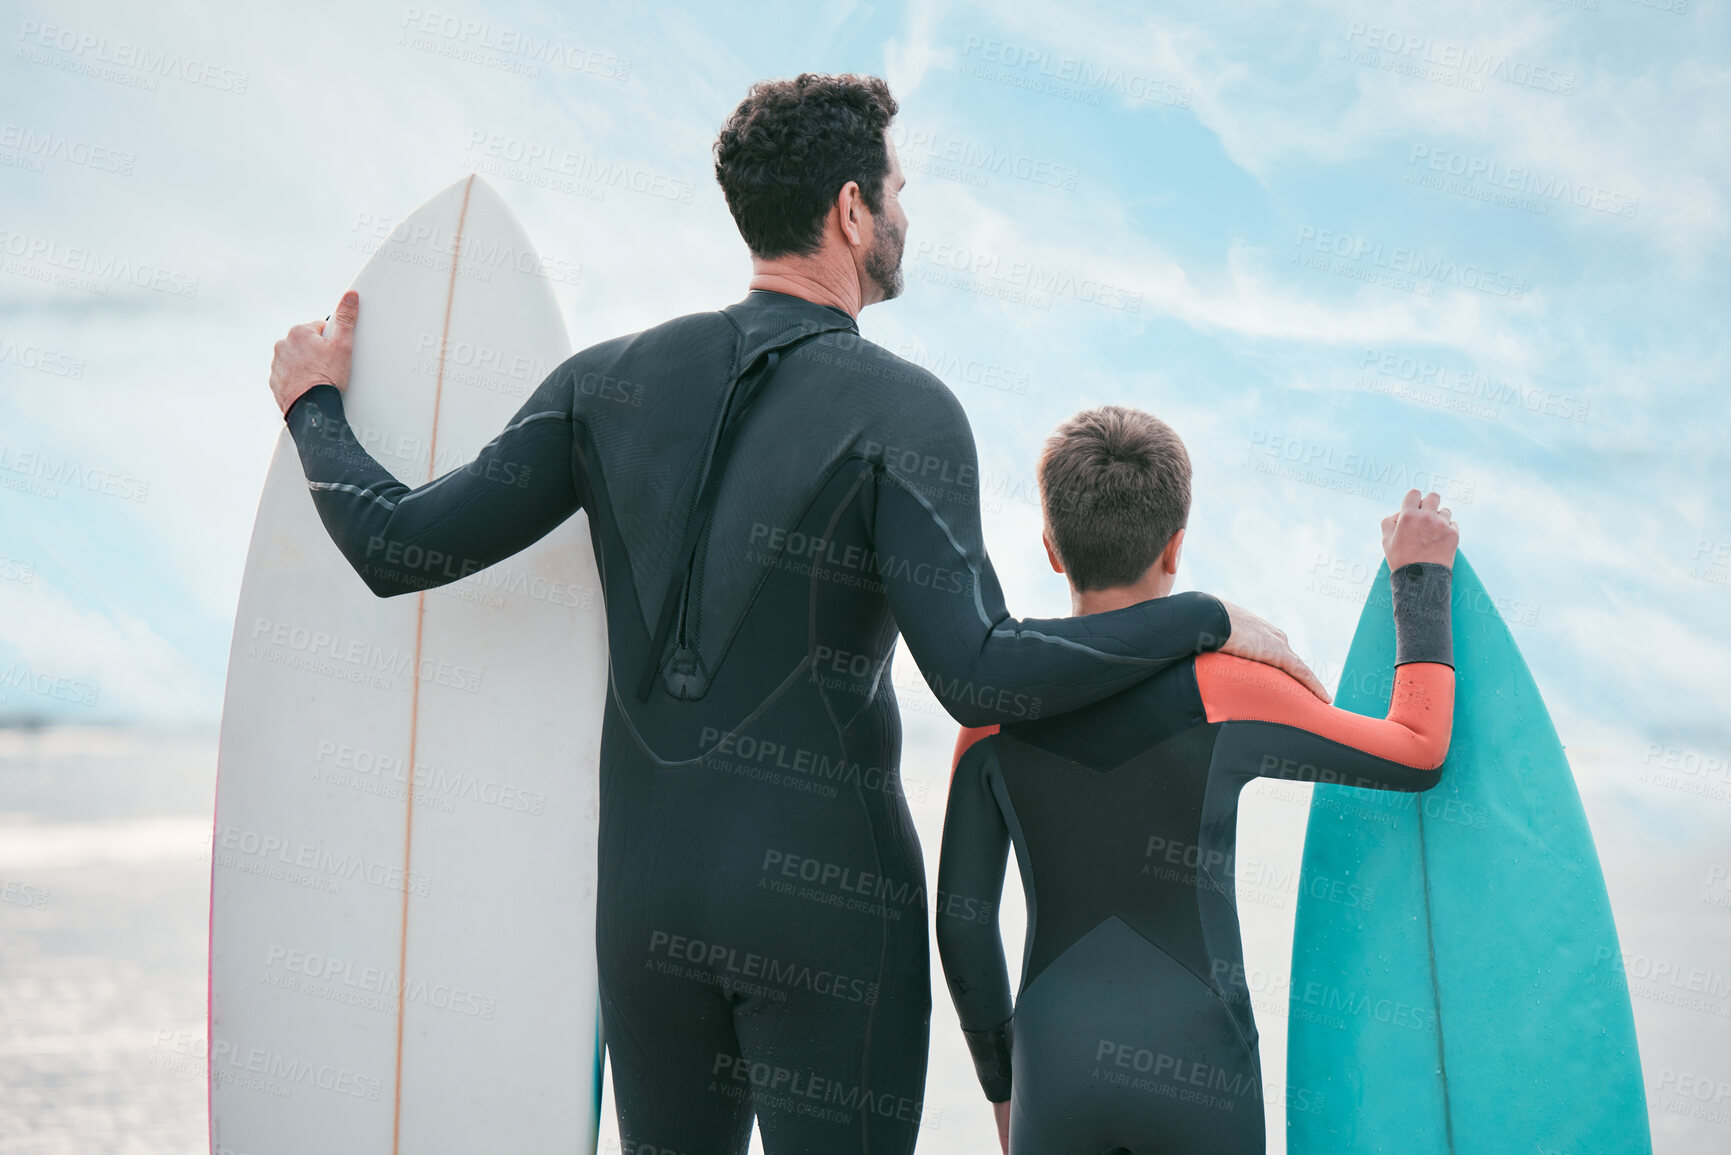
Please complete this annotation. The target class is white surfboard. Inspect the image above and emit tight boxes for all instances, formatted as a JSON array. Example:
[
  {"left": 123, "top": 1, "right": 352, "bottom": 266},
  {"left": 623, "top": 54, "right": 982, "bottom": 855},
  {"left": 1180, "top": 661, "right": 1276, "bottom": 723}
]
[{"left": 210, "top": 176, "right": 606, "bottom": 1154}]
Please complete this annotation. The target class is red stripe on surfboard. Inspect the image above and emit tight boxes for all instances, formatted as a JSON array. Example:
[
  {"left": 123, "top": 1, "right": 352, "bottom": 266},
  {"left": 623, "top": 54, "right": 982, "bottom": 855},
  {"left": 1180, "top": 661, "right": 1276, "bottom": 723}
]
[{"left": 391, "top": 172, "right": 475, "bottom": 1155}]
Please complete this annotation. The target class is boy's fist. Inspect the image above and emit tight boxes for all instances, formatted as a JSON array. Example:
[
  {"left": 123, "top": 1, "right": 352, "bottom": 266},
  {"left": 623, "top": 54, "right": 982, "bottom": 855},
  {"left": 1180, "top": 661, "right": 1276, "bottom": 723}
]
[{"left": 1383, "top": 490, "right": 1459, "bottom": 570}]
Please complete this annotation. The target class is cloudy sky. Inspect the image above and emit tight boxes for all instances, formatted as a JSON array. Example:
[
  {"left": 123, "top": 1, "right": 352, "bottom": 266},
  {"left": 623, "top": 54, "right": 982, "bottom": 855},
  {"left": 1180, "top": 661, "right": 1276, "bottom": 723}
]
[
  {"left": 4, "top": 0, "right": 1728, "bottom": 755},
  {"left": 1, "top": 0, "right": 1728, "bottom": 1148}
]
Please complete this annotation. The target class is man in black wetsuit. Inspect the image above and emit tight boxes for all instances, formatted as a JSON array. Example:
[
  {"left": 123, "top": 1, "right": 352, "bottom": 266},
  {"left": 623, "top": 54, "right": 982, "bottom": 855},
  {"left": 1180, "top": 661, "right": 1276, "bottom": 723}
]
[
  {"left": 266, "top": 75, "right": 1326, "bottom": 1155},
  {"left": 936, "top": 406, "right": 1459, "bottom": 1154}
]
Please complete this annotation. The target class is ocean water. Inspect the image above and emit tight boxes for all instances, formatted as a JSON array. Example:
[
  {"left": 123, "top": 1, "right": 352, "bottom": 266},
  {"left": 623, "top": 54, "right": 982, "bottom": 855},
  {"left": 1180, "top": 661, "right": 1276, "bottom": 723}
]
[{"left": 1, "top": 724, "right": 1726, "bottom": 1153}]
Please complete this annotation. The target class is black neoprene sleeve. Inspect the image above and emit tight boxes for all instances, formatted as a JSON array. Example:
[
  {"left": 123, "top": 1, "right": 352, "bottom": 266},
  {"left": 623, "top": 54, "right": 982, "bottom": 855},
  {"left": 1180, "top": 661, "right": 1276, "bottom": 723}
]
[
  {"left": 936, "top": 738, "right": 1016, "bottom": 1101},
  {"left": 282, "top": 376, "right": 580, "bottom": 597}
]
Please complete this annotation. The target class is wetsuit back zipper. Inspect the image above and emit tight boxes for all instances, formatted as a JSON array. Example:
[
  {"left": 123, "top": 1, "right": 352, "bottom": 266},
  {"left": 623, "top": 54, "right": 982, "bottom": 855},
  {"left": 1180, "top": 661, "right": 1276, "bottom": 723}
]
[{"left": 636, "top": 335, "right": 821, "bottom": 703}]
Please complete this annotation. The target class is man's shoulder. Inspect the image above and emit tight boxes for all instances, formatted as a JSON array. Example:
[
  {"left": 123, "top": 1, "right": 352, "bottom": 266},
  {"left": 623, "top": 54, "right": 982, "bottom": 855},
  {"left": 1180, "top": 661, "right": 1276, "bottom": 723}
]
[
  {"left": 804, "top": 331, "right": 952, "bottom": 394},
  {"left": 553, "top": 309, "right": 737, "bottom": 393},
  {"left": 581, "top": 308, "right": 737, "bottom": 361},
  {"left": 797, "top": 331, "right": 971, "bottom": 441}
]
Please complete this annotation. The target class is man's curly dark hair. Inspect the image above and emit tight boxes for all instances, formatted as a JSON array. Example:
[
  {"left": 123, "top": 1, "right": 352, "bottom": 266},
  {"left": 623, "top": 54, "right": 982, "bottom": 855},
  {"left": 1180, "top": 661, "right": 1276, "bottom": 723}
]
[{"left": 713, "top": 73, "right": 899, "bottom": 259}]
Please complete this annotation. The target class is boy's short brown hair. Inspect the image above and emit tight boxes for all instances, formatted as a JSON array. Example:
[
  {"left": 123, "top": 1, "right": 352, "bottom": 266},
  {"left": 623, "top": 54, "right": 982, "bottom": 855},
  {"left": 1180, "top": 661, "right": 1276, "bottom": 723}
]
[{"left": 1037, "top": 405, "right": 1191, "bottom": 592}]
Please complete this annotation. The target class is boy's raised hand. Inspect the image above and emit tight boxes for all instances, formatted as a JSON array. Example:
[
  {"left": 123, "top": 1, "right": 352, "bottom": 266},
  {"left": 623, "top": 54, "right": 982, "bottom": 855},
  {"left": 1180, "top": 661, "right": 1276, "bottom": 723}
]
[{"left": 1383, "top": 489, "right": 1460, "bottom": 570}]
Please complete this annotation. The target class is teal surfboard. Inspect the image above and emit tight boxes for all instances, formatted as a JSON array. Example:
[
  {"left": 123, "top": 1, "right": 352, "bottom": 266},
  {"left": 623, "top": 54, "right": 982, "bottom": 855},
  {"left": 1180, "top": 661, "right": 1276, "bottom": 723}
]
[{"left": 1286, "top": 554, "right": 1650, "bottom": 1153}]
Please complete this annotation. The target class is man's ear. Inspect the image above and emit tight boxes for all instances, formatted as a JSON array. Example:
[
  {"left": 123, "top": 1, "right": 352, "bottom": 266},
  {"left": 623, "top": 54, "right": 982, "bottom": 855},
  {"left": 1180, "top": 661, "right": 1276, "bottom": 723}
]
[
  {"left": 836, "top": 179, "right": 867, "bottom": 248},
  {"left": 1162, "top": 527, "right": 1186, "bottom": 575},
  {"left": 1042, "top": 530, "right": 1065, "bottom": 574}
]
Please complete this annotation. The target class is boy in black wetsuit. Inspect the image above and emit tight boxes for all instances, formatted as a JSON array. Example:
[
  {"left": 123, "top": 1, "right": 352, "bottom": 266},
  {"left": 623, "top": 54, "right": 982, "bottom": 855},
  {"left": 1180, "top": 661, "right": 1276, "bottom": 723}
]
[{"left": 936, "top": 406, "right": 1459, "bottom": 1154}]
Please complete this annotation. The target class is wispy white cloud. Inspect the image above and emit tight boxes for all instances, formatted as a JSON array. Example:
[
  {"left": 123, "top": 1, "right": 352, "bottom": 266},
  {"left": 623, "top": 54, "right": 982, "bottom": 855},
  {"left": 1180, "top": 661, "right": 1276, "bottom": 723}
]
[{"left": 884, "top": 0, "right": 953, "bottom": 101}]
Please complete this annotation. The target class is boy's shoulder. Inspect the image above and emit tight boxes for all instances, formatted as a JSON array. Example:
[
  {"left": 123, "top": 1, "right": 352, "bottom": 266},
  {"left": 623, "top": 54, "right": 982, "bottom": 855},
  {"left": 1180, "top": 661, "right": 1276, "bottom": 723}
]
[
  {"left": 989, "top": 657, "right": 1209, "bottom": 770},
  {"left": 1192, "top": 650, "right": 1323, "bottom": 725}
]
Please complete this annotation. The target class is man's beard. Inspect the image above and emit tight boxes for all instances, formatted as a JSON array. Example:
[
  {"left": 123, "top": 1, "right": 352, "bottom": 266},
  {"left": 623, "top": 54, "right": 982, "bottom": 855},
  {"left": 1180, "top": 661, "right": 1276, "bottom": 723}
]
[{"left": 864, "top": 211, "right": 905, "bottom": 301}]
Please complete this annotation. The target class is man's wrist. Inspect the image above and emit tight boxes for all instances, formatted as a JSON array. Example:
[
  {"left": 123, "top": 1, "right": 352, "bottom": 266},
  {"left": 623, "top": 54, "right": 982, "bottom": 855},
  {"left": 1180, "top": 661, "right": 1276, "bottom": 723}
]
[{"left": 283, "top": 382, "right": 339, "bottom": 426}]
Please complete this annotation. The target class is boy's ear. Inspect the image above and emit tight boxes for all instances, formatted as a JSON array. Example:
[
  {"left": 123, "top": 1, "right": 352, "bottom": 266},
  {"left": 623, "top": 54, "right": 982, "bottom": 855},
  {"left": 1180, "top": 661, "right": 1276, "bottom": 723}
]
[
  {"left": 1162, "top": 528, "right": 1186, "bottom": 575},
  {"left": 1042, "top": 530, "right": 1065, "bottom": 574}
]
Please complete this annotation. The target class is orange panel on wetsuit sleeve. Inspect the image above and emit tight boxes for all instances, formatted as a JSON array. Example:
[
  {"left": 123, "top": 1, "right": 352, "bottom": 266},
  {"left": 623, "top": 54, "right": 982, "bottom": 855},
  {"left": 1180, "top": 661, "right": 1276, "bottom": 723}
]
[
  {"left": 1194, "top": 652, "right": 1454, "bottom": 770},
  {"left": 952, "top": 725, "right": 1001, "bottom": 775}
]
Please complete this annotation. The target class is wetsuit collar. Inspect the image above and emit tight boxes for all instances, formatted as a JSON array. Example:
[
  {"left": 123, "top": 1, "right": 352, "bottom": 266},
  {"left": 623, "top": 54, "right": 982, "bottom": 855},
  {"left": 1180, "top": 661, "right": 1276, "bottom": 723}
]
[{"left": 722, "top": 288, "right": 859, "bottom": 371}]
